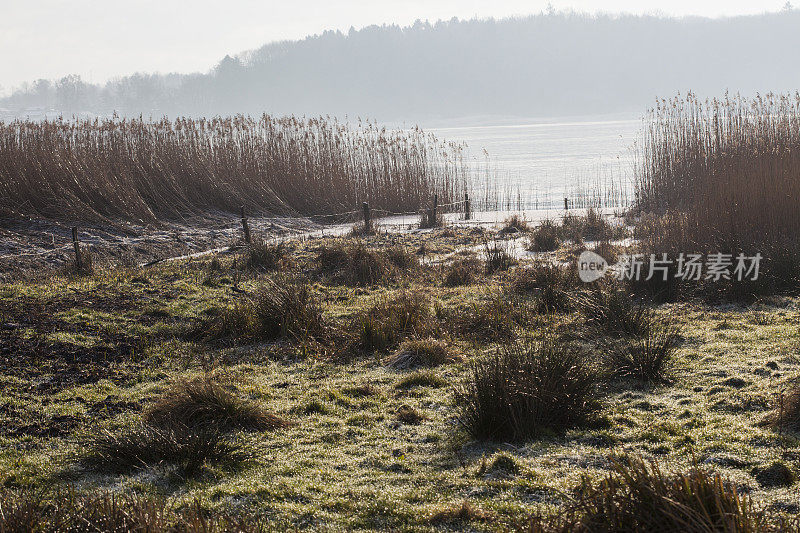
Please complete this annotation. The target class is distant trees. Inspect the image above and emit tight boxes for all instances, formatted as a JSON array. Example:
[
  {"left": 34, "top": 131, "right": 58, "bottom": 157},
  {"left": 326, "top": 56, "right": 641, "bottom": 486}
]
[{"left": 3, "top": 10, "right": 800, "bottom": 120}]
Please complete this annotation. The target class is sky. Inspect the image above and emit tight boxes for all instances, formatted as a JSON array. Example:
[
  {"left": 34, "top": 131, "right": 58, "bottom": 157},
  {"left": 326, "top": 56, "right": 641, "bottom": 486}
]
[{"left": 0, "top": 0, "right": 792, "bottom": 96}]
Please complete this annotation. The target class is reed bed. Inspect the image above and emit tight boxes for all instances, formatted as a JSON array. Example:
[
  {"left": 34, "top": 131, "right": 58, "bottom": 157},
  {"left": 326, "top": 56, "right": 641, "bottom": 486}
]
[
  {"left": 634, "top": 93, "right": 800, "bottom": 292},
  {"left": 0, "top": 116, "right": 468, "bottom": 224}
]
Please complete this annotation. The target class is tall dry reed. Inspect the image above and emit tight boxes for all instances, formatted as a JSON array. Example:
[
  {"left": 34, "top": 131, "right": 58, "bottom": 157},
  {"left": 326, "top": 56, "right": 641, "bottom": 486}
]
[
  {"left": 634, "top": 93, "right": 800, "bottom": 292},
  {"left": 0, "top": 115, "right": 468, "bottom": 223}
]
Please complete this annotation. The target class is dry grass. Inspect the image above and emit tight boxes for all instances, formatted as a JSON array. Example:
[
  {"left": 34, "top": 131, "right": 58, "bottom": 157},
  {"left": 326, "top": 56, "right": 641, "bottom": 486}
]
[
  {"left": 0, "top": 116, "right": 467, "bottom": 223},
  {"left": 316, "top": 242, "right": 416, "bottom": 286},
  {"left": 244, "top": 240, "right": 292, "bottom": 272},
  {"left": 524, "top": 457, "right": 784, "bottom": 532},
  {"left": 455, "top": 335, "right": 598, "bottom": 441},
  {"left": 386, "top": 338, "right": 460, "bottom": 369},
  {"left": 526, "top": 219, "right": 561, "bottom": 252},
  {"left": 635, "top": 94, "right": 800, "bottom": 295},
  {"left": 145, "top": 377, "right": 290, "bottom": 432},
  {"left": 0, "top": 489, "right": 266, "bottom": 532},
  {"left": 80, "top": 425, "right": 245, "bottom": 476},
  {"left": 357, "top": 292, "right": 438, "bottom": 352},
  {"left": 443, "top": 257, "right": 482, "bottom": 287},
  {"left": 198, "top": 276, "right": 329, "bottom": 344},
  {"left": 606, "top": 321, "right": 681, "bottom": 383}
]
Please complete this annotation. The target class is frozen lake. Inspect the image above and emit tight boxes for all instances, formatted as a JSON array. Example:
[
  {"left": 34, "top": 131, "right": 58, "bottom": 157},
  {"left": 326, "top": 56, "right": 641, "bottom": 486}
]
[{"left": 423, "top": 113, "right": 642, "bottom": 209}]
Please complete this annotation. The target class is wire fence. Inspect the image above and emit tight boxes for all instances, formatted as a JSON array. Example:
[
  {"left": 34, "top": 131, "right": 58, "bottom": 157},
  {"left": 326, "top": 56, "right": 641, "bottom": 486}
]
[{"left": 0, "top": 196, "right": 622, "bottom": 264}]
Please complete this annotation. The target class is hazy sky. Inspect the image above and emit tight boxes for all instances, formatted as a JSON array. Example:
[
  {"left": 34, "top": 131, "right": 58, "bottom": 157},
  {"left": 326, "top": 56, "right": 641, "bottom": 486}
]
[{"left": 0, "top": 0, "right": 791, "bottom": 96}]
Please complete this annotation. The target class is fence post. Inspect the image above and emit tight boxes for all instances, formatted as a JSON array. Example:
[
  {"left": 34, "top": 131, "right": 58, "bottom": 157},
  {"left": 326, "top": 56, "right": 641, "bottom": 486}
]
[
  {"left": 564, "top": 197, "right": 569, "bottom": 211},
  {"left": 71, "top": 227, "right": 82, "bottom": 268},
  {"left": 362, "top": 202, "right": 371, "bottom": 230},
  {"left": 431, "top": 194, "right": 438, "bottom": 223},
  {"left": 240, "top": 206, "right": 251, "bottom": 244},
  {"left": 464, "top": 192, "right": 471, "bottom": 220}
]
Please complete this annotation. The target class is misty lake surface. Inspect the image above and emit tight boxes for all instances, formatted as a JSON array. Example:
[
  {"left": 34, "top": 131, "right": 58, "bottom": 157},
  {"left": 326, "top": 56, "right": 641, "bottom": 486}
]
[{"left": 423, "top": 113, "right": 642, "bottom": 208}]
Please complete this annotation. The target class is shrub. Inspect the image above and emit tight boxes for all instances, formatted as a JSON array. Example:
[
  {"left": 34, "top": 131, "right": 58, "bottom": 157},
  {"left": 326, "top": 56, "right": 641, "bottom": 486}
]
[
  {"left": 145, "top": 377, "right": 290, "bottom": 432},
  {"left": 387, "top": 338, "right": 460, "bottom": 369},
  {"left": 455, "top": 336, "right": 598, "bottom": 441},
  {"left": 606, "top": 320, "right": 681, "bottom": 383},
  {"left": 525, "top": 456, "right": 776, "bottom": 532},
  {"left": 81, "top": 425, "right": 245, "bottom": 476},
  {"left": 358, "top": 292, "right": 438, "bottom": 352},
  {"left": 527, "top": 219, "right": 561, "bottom": 252}
]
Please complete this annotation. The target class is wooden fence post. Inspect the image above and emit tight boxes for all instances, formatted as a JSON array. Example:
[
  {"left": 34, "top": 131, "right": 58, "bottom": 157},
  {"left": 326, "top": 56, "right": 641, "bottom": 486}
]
[
  {"left": 362, "top": 202, "right": 371, "bottom": 230},
  {"left": 431, "top": 194, "right": 438, "bottom": 223},
  {"left": 464, "top": 193, "right": 471, "bottom": 220},
  {"left": 564, "top": 197, "right": 569, "bottom": 211},
  {"left": 240, "top": 206, "right": 251, "bottom": 244},
  {"left": 71, "top": 227, "right": 82, "bottom": 268}
]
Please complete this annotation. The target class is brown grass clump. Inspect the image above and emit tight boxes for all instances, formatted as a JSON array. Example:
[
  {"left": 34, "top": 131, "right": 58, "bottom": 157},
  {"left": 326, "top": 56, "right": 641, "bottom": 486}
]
[
  {"left": 145, "top": 377, "right": 290, "bottom": 432},
  {"left": 357, "top": 292, "right": 438, "bottom": 352},
  {"left": 577, "top": 289, "right": 658, "bottom": 338},
  {"left": 316, "top": 242, "right": 416, "bottom": 286},
  {"left": 445, "top": 291, "right": 529, "bottom": 342},
  {"left": 606, "top": 321, "right": 681, "bottom": 383},
  {"left": 443, "top": 257, "right": 482, "bottom": 287},
  {"left": 387, "top": 338, "right": 460, "bottom": 369},
  {"left": 500, "top": 214, "right": 529, "bottom": 234},
  {"left": 198, "top": 276, "right": 329, "bottom": 344},
  {"left": 511, "top": 263, "right": 575, "bottom": 313},
  {"left": 455, "top": 335, "right": 598, "bottom": 441},
  {"left": 524, "top": 456, "right": 782, "bottom": 532},
  {"left": 484, "top": 240, "right": 517, "bottom": 274},
  {"left": 244, "top": 239, "right": 292, "bottom": 271},
  {"left": 80, "top": 425, "right": 246, "bottom": 476},
  {"left": 526, "top": 219, "right": 561, "bottom": 252},
  {"left": 0, "top": 116, "right": 467, "bottom": 223}
]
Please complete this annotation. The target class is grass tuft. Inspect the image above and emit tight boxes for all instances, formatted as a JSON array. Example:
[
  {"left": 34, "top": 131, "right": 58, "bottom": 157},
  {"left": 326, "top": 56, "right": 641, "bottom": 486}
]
[
  {"left": 455, "top": 335, "right": 598, "bottom": 441},
  {"left": 145, "top": 377, "right": 290, "bottom": 432},
  {"left": 357, "top": 292, "right": 437, "bottom": 352},
  {"left": 396, "top": 370, "right": 448, "bottom": 389},
  {"left": 606, "top": 320, "right": 681, "bottom": 383},
  {"left": 526, "top": 456, "right": 777, "bottom": 532},
  {"left": 80, "top": 425, "right": 245, "bottom": 476},
  {"left": 386, "top": 338, "right": 459, "bottom": 369},
  {"left": 198, "top": 276, "right": 328, "bottom": 344}
]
